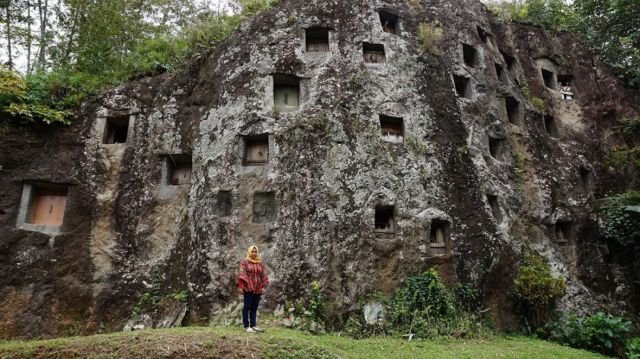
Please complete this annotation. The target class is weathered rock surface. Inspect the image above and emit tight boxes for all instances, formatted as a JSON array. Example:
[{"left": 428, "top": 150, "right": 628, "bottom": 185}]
[{"left": 1, "top": 0, "right": 638, "bottom": 338}]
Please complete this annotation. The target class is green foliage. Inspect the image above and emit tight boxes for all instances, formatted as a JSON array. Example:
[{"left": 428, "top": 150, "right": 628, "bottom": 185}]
[
  {"left": 417, "top": 22, "right": 443, "bottom": 55},
  {"left": 119, "top": 36, "right": 189, "bottom": 79},
  {"left": 530, "top": 97, "right": 545, "bottom": 112},
  {"left": 513, "top": 255, "right": 566, "bottom": 328},
  {"left": 0, "top": 66, "right": 71, "bottom": 125},
  {"left": 391, "top": 269, "right": 453, "bottom": 320},
  {"left": 598, "top": 191, "right": 640, "bottom": 247},
  {"left": 545, "top": 312, "right": 632, "bottom": 357},
  {"left": 169, "top": 291, "right": 189, "bottom": 303},
  {"left": 282, "top": 281, "right": 327, "bottom": 333},
  {"left": 628, "top": 338, "right": 640, "bottom": 359}
]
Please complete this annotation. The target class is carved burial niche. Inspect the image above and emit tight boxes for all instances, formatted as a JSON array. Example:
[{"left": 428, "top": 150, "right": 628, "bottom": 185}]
[
  {"left": 495, "top": 63, "right": 505, "bottom": 81},
  {"left": 103, "top": 116, "right": 129, "bottom": 144},
  {"left": 558, "top": 74, "right": 575, "bottom": 100},
  {"left": 216, "top": 190, "right": 232, "bottom": 216},
  {"left": 243, "top": 134, "right": 269, "bottom": 165},
  {"left": 253, "top": 192, "right": 276, "bottom": 224},
  {"left": 555, "top": 220, "right": 574, "bottom": 245},
  {"left": 379, "top": 10, "right": 399, "bottom": 34},
  {"left": 453, "top": 75, "right": 472, "bottom": 98},
  {"left": 500, "top": 50, "right": 516, "bottom": 71},
  {"left": 505, "top": 96, "right": 522, "bottom": 125},
  {"left": 363, "top": 42, "right": 386, "bottom": 64},
  {"left": 487, "top": 194, "right": 503, "bottom": 223},
  {"left": 544, "top": 115, "right": 560, "bottom": 138},
  {"left": 489, "top": 136, "right": 506, "bottom": 161},
  {"left": 306, "top": 27, "right": 329, "bottom": 52},
  {"left": 273, "top": 74, "right": 299, "bottom": 112},
  {"left": 166, "top": 155, "right": 192, "bottom": 185},
  {"left": 374, "top": 205, "right": 395, "bottom": 235},
  {"left": 541, "top": 68, "right": 556, "bottom": 89},
  {"left": 430, "top": 219, "right": 450, "bottom": 255},
  {"left": 28, "top": 183, "right": 68, "bottom": 226},
  {"left": 462, "top": 43, "right": 480, "bottom": 68},
  {"left": 379, "top": 115, "right": 404, "bottom": 143},
  {"left": 580, "top": 166, "right": 593, "bottom": 193}
]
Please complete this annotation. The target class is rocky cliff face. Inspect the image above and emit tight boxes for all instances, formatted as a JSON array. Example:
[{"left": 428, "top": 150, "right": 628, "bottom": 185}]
[{"left": 1, "top": 0, "right": 638, "bottom": 338}]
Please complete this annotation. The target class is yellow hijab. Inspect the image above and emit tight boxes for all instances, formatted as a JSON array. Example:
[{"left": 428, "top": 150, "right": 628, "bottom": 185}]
[{"left": 245, "top": 245, "right": 262, "bottom": 264}]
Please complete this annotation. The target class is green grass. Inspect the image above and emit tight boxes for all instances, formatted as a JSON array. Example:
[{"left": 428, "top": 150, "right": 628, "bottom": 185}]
[{"left": 0, "top": 326, "right": 607, "bottom": 359}]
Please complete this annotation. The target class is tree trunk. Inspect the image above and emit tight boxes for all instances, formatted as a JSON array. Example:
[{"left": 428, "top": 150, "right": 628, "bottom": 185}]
[
  {"left": 5, "top": 1, "right": 12, "bottom": 70},
  {"left": 37, "top": 0, "right": 48, "bottom": 70},
  {"left": 26, "top": 0, "right": 32, "bottom": 74}
]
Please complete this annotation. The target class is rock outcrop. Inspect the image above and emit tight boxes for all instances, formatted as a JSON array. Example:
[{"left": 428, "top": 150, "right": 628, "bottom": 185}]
[{"left": 1, "top": 0, "right": 638, "bottom": 338}]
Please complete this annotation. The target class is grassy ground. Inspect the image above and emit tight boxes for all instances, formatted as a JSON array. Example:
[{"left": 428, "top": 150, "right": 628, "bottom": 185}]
[{"left": 0, "top": 326, "right": 607, "bottom": 359}]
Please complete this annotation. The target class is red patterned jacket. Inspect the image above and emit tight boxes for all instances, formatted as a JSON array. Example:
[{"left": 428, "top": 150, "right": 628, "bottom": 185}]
[{"left": 237, "top": 259, "right": 269, "bottom": 295}]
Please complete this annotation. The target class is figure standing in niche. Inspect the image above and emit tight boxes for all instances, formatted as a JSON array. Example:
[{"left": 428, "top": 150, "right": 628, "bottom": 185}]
[{"left": 237, "top": 245, "right": 269, "bottom": 332}]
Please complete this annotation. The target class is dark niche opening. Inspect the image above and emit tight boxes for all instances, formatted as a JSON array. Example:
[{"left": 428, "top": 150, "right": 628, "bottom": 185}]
[
  {"left": 580, "top": 166, "right": 593, "bottom": 193},
  {"left": 273, "top": 74, "right": 300, "bottom": 112},
  {"left": 453, "top": 75, "right": 472, "bottom": 98},
  {"left": 244, "top": 134, "right": 269, "bottom": 165},
  {"left": 430, "top": 219, "right": 450, "bottom": 255},
  {"left": 379, "top": 115, "right": 404, "bottom": 143},
  {"left": 555, "top": 220, "right": 574, "bottom": 245},
  {"left": 477, "top": 26, "right": 490, "bottom": 44},
  {"left": 558, "top": 74, "right": 575, "bottom": 100},
  {"left": 505, "top": 96, "right": 522, "bottom": 125},
  {"left": 500, "top": 50, "right": 516, "bottom": 71},
  {"left": 495, "top": 63, "right": 505, "bottom": 81},
  {"left": 489, "top": 136, "right": 506, "bottom": 161},
  {"left": 306, "top": 27, "right": 329, "bottom": 52},
  {"left": 167, "top": 155, "right": 192, "bottom": 185},
  {"left": 379, "top": 10, "right": 399, "bottom": 34},
  {"left": 487, "top": 194, "right": 503, "bottom": 223},
  {"left": 216, "top": 191, "right": 232, "bottom": 216},
  {"left": 104, "top": 116, "right": 129, "bottom": 144},
  {"left": 363, "top": 42, "right": 386, "bottom": 64},
  {"left": 544, "top": 115, "right": 560, "bottom": 138},
  {"left": 462, "top": 43, "right": 480, "bottom": 68},
  {"left": 541, "top": 68, "right": 556, "bottom": 89},
  {"left": 375, "top": 205, "right": 395, "bottom": 234},
  {"left": 253, "top": 192, "right": 276, "bottom": 224},
  {"left": 28, "top": 183, "right": 68, "bottom": 226}
]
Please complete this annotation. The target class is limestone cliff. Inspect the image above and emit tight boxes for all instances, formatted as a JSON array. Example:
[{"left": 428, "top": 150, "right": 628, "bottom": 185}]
[{"left": 1, "top": 0, "right": 638, "bottom": 338}]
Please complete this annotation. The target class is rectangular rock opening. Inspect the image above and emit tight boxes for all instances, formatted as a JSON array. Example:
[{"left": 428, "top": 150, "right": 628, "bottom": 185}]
[
  {"left": 103, "top": 116, "right": 129, "bottom": 144},
  {"left": 555, "top": 221, "right": 574, "bottom": 245},
  {"left": 273, "top": 74, "right": 299, "bottom": 112},
  {"left": 541, "top": 68, "right": 556, "bottom": 89},
  {"left": 430, "top": 219, "right": 450, "bottom": 255},
  {"left": 500, "top": 50, "right": 516, "bottom": 71},
  {"left": 216, "top": 190, "right": 232, "bottom": 216},
  {"left": 453, "top": 75, "right": 472, "bottom": 98},
  {"left": 374, "top": 205, "right": 395, "bottom": 234},
  {"left": 379, "top": 115, "right": 404, "bottom": 143},
  {"left": 462, "top": 43, "right": 480, "bottom": 68},
  {"left": 487, "top": 194, "right": 503, "bottom": 223},
  {"left": 495, "top": 63, "right": 505, "bottom": 81},
  {"left": 305, "top": 27, "right": 329, "bottom": 52},
  {"left": 477, "top": 26, "right": 490, "bottom": 44},
  {"left": 580, "top": 166, "right": 593, "bottom": 193},
  {"left": 363, "top": 42, "right": 386, "bottom": 64},
  {"left": 28, "top": 183, "right": 68, "bottom": 226},
  {"left": 379, "top": 10, "right": 398, "bottom": 34},
  {"left": 489, "top": 136, "right": 506, "bottom": 161},
  {"left": 505, "top": 96, "right": 522, "bottom": 125},
  {"left": 244, "top": 134, "right": 269, "bottom": 165},
  {"left": 544, "top": 115, "right": 560, "bottom": 138},
  {"left": 166, "top": 155, "right": 192, "bottom": 186},
  {"left": 253, "top": 191, "right": 276, "bottom": 224},
  {"left": 558, "top": 74, "right": 575, "bottom": 100}
]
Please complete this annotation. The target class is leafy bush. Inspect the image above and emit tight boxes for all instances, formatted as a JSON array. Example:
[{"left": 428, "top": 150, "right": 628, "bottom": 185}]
[
  {"left": 599, "top": 191, "right": 640, "bottom": 247},
  {"left": 545, "top": 312, "right": 632, "bottom": 357},
  {"left": 628, "top": 338, "right": 640, "bottom": 359},
  {"left": 282, "top": 281, "right": 327, "bottom": 333},
  {"left": 513, "top": 255, "right": 566, "bottom": 328},
  {"left": 417, "top": 22, "right": 443, "bottom": 55}
]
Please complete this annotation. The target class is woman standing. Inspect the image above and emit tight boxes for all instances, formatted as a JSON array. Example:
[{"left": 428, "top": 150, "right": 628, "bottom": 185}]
[{"left": 237, "top": 245, "right": 269, "bottom": 332}]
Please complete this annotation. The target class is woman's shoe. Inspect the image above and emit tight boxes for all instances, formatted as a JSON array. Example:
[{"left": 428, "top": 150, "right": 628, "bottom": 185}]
[
  {"left": 244, "top": 327, "right": 256, "bottom": 333},
  {"left": 251, "top": 327, "right": 262, "bottom": 332}
]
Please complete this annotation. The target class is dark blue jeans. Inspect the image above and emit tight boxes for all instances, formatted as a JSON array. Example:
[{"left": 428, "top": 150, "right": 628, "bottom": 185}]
[{"left": 242, "top": 292, "right": 261, "bottom": 328}]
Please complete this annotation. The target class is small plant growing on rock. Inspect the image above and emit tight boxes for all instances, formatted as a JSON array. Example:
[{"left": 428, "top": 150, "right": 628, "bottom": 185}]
[
  {"left": 513, "top": 255, "right": 566, "bottom": 329},
  {"left": 417, "top": 22, "right": 443, "bottom": 55}
]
